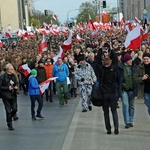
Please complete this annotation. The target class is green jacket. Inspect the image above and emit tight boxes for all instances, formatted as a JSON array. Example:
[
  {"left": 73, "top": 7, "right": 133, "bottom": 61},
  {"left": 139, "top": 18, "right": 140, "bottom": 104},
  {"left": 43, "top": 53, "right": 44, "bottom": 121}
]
[
  {"left": 134, "top": 63, "right": 145, "bottom": 84},
  {"left": 133, "top": 63, "right": 145, "bottom": 94}
]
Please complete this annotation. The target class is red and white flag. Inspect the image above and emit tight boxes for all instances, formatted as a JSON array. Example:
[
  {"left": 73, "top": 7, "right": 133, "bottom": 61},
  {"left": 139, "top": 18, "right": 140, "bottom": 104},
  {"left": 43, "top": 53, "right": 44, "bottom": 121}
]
[
  {"left": 38, "top": 37, "right": 47, "bottom": 53},
  {"left": 0, "top": 40, "right": 4, "bottom": 47},
  {"left": 39, "top": 77, "right": 57, "bottom": 95},
  {"left": 124, "top": 24, "right": 141, "bottom": 50},
  {"left": 120, "top": 13, "right": 125, "bottom": 27},
  {"left": 135, "top": 17, "right": 144, "bottom": 32},
  {"left": 87, "top": 15, "right": 96, "bottom": 30},
  {"left": 135, "top": 17, "right": 141, "bottom": 24},
  {"left": 62, "top": 30, "right": 72, "bottom": 50},
  {"left": 18, "top": 64, "right": 31, "bottom": 77},
  {"left": 76, "top": 34, "right": 81, "bottom": 41},
  {"left": 5, "top": 31, "right": 12, "bottom": 38},
  {"left": 53, "top": 46, "right": 65, "bottom": 64},
  {"left": 53, "top": 14, "right": 57, "bottom": 21},
  {"left": 142, "top": 26, "right": 148, "bottom": 40}
]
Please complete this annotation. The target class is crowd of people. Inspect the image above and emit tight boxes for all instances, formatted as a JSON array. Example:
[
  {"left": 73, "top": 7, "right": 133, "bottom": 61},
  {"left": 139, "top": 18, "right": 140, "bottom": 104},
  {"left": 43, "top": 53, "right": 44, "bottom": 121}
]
[{"left": 0, "top": 25, "right": 150, "bottom": 135}]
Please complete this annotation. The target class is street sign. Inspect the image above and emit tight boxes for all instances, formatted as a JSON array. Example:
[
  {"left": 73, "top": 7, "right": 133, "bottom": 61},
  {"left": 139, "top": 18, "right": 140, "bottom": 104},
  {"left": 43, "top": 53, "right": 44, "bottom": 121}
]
[
  {"left": 143, "top": 14, "right": 148, "bottom": 19},
  {"left": 143, "top": 9, "right": 147, "bottom": 14}
]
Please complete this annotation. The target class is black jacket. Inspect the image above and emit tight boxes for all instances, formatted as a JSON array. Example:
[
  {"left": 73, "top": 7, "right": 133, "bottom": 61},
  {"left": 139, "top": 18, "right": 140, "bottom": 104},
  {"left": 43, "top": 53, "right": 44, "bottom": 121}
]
[
  {"left": 36, "top": 66, "right": 46, "bottom": 84},
  {"left": 0, "top": 73, "right": 18, "bottom": 99}
]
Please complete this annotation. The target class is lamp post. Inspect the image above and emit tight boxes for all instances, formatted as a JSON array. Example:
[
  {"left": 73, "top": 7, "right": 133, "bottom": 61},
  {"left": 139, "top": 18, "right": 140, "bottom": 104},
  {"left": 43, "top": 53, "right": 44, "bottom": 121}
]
[{"left": 67, "top": 9, "right": 79, "bottom": 23}]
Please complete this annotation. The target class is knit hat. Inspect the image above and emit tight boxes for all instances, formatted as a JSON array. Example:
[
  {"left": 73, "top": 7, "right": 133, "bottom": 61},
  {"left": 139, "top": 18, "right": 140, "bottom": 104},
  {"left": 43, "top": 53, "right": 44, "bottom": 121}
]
[
  {"left": 31, "top": 69, "right": 37, "bottom": 76},
  {"left": 143, "top": 53, "right": 150, "bottom": 58},
  {"left": 124, "top": 53, "right": 132, "bottom": 62}
]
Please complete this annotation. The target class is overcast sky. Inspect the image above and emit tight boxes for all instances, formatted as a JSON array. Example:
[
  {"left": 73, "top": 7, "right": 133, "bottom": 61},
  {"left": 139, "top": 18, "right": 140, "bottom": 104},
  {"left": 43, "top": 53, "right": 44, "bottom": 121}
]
[{"left": 34, "top": 0, "right": 117, "bottom": 23}]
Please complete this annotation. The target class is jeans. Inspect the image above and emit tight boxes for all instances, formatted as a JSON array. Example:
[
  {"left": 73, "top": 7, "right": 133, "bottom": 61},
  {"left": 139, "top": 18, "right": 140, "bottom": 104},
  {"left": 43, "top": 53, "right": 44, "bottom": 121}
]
[
  {"left": 30, "top": 95, "right": 43, "bottom": 116},
  {"left": 56, "top": 82, "right": 68, "bottom": 105},
  {"left": 122, "top": 91, "right": 135, "bottom": 125},
  {"left": 144, "top": 93, "right": 150, "bottom": 115}
]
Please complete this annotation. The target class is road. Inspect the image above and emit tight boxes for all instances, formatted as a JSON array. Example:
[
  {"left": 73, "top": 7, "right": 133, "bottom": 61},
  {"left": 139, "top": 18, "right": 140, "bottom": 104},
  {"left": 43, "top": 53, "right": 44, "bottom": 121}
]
[{"left": 0, "top": 92, "right": 150, "bottom": 150}]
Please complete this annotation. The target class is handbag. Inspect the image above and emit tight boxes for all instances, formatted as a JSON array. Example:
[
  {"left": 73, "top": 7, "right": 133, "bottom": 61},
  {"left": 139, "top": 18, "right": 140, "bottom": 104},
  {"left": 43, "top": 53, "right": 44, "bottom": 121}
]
[{"left": 90, "top": 83, "right": 103, "bottom": 107}]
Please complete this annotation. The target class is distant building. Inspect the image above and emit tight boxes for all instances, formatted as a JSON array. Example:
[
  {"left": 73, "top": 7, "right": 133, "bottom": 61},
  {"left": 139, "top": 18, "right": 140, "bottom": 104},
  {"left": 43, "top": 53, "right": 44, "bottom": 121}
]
[
  {"left": 0, "top": 0, "right": 32, "bottom": 32},
  {"left": 119, "top": 0, "right": 150, "bottom": 21}
]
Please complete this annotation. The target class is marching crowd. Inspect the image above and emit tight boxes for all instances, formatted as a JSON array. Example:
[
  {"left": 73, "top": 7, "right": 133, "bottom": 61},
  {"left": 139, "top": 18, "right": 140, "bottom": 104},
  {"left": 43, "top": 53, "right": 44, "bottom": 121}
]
[{"left": 0, "top": 26, "right": 150, "bottom": 135}]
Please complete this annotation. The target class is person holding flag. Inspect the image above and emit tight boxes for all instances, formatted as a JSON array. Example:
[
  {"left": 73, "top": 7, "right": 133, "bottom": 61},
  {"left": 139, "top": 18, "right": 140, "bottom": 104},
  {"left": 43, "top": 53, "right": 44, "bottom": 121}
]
[
  {"left": 17, "top": 57, "right": 30, "bottom": 95},
  {"left": 28, "top": 69, "right": 44, "bottom": 120}
]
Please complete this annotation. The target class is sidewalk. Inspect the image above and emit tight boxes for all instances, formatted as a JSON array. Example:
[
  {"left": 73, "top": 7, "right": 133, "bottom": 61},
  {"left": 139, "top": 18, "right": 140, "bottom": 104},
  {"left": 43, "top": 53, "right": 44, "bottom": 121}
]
[{"left": 62, "top": 98, "right": 150, "bottom": 150}]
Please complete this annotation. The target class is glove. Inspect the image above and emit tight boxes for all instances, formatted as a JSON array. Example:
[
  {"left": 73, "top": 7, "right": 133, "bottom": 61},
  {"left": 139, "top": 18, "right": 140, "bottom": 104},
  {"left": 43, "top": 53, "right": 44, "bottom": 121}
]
[{"left": 81, "top": 78, "right": 85, "bottom": 82}]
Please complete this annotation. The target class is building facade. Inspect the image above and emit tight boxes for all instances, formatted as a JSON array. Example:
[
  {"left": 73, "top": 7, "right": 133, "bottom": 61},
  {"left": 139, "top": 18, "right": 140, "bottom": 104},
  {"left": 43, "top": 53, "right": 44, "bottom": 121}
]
[
  {"left": 0, "top": 0, "right": 32, "bottom": 32},
  {"left": 119, "top": 0, "right": 150, "bottom": 21}
]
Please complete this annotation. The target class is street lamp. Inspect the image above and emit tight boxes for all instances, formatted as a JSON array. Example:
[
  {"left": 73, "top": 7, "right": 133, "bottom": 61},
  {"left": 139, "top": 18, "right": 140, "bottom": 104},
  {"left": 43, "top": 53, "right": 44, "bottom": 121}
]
[{"left": 67, "top": 9, "right": 79, "bottom": 23}]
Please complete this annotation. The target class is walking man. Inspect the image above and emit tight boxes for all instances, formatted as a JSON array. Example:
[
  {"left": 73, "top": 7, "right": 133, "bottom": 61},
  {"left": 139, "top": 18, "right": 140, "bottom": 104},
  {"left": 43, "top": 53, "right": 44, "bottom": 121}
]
[
  {"left": 52, "top": 57, "right": 69, "bottom": 107},
  {"left": 0, "top": 63, "right": 18, "bottom": 130}
]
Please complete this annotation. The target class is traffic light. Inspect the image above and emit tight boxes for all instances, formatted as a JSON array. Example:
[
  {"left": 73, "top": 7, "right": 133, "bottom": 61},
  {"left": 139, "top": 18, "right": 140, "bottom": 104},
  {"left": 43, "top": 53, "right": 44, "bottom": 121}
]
[
  {"left": 103, "top": 1, "right": 106, "bottom": 8},
  {"left": 44, "top": 10, "right": 48, "bottom": 16}
]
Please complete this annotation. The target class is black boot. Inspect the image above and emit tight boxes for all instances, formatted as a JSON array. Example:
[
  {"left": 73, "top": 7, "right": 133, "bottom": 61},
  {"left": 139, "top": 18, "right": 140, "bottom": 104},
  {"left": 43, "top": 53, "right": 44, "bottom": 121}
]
[
  {"left": 74, "top": 88, "right": 77, "bottom": 97},
  {"left": 70, "top": 88, "right": 73, "bottom": 97},
  {"left": 13, "top": 114, "right": 19, "bottom": 121},
  {"left": 7, "top": 122, "right": 14, "bottom": 130}
]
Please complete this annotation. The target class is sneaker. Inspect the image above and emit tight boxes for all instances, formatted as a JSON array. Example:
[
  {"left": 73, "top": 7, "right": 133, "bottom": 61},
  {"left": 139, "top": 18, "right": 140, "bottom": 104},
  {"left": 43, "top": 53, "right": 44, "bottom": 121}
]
[
  {"left": 125, "top": 124, "right": 130, "bottom": 129},
  {"left": 129, "top": 123, "right": 134, "bottom": 127},
  {"left": 82, "top": 109, "right": 87, "bottom": 112},
  {"left": 107, "top": 131, "right": 112, "bottom": 134},
  {"left": 36, "top": 115, "right": 44, "bottom": 119},
  {"left": 32, "top": 116, "right": 36, "bottom": 120},
  {"left": 88, "top": 106, "right": 92, "bottom": 111},
  {"left": 114, "top": 128, "right": 119, "bottom": 135}
]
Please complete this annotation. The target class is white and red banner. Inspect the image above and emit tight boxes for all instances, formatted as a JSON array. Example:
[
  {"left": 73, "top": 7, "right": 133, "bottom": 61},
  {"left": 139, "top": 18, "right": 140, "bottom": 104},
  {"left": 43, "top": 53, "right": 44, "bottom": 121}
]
[
  {"left": 142, "top": 26, "right": 148, "bottom": 40},
  {"left": 76, "top": 34, "right": 81, "bottom": 41},
  {"left": 0, "top": 40, "right": 4, "bottom": 47},
  {"left": 124, "top": 24, "right": 141, "bottom": 50},
  {"left": 5, "top": 31, "right": 12, "bottom": 38},
  {"left": 18, "top": 64, "right": 31, "bottom": 77},
  {"left": 53, "top": 14, "right": 57, "bottom": 21},
  {"left": 62, "top": 30, "right": 72, "bottom": 50},
  {"left": 38, "top": 37, "right": 47, "bottom": 53},
  {"left": 53, "top": 46, "right": 65, "bottom": 64},
  {"left": 39, "top": 77, "right": 57, "bottom": 95}
]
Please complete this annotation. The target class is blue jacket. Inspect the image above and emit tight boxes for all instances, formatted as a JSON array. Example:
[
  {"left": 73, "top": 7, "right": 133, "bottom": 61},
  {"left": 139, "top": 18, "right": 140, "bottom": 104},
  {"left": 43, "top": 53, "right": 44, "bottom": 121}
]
[
  {"left": 28, "top": 75, "right": 40, "bottom": 95},
  {"left": 52, "top": 63, "right": 69, "bottom": 82}
]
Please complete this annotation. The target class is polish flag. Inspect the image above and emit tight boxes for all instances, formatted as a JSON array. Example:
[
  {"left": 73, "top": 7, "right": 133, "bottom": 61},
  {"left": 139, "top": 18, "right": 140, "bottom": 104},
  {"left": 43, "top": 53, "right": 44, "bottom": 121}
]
[
  {"left": 53, "top": 14, "right": 57, "bottom": 21},
  {"left": 135, "top": 17, "right": 141, "bottom": 24},
  {"left": 62, "top": 30, "right": 72, "bottom": 51},
  {"left": 124, "top": 24, "right": 141, "bottom": 50},
  {"left": 87, "top": 15, "right": 96, "bottom": 30},
  {"left": 22, "top": 30, "right": 28, "bottom": 37},
  {"left": 29, "top": 32, "right": 35, "bottom": 38},
  {"left": 5, "top": 31, "right": 12, "bottom": 38},
  {"left": 142, "top": 26, "right": 149, "bottom": 40},
  {"left": 76, "top": 34, "right": 81, "bottom": 41},
  {"left": 18, "top": 64, "right": 31, "bottom": 77},
  {"left": 53, "top": 46, "right": 65, "bottom": 64},
  {"left": 39, "top": 77, "right": 58, "bottom": 95},
  {"left": 135, "top": 17, "right": 144, "bottom": 32},
  {"left": 38, "top": 37, "right": 47, "bottom": 53},
  {"left": 120, "top": 13, "right": 125, "bottom": 27},
  {"left": 50, "top": 28, "right": 59, "bottom": 35},
  {"left": 0, "top": 40, "right": 4, "bottom": 47}
]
